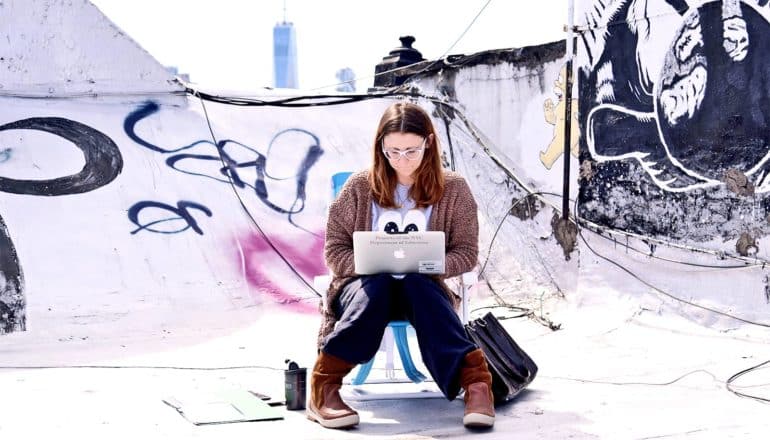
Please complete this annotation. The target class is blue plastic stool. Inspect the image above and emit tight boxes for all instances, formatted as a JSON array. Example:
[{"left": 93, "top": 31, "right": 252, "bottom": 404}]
[
  {"left": 350, "top": 320, "right": 427, "bottom": 385},
  {"left": 332, "top": 171, "right": 353, "bottom": 198}
]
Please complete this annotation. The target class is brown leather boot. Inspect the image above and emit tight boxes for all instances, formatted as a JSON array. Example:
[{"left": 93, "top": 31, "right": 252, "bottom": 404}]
[
  {"left": 306, "top": 351, "right": 359, "bottom": 429},
  {"left": 459, "top": 348, "right": 495, "bottom": 428}
]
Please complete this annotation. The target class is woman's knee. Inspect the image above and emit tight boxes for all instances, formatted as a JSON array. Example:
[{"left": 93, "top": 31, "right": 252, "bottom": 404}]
[
  {"left": 401, "top": 274, "right": 447, "bottom": 303},
  {"left": 402, "top": 273, "right": 441, "bottom": 291},
  {"left": 356, "top": 274, "right": 394, "bottom": 305}
]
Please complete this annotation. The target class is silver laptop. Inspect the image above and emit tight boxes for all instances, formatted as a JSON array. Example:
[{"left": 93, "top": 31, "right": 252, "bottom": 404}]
[{"left": 353, "top": 231, "right": 445, "bottom": 275}]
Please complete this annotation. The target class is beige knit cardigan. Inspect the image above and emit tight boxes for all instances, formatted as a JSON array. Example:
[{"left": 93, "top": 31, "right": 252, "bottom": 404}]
[{"left": 317, "top": 169, "right": 479, "bottom": 347}]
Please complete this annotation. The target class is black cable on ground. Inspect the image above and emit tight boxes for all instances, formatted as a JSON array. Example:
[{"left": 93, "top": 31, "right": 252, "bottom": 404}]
[
  {"left": 546, "top": 368, "right": 719, "bottom": 387},
  {"left": 0, "top": 364, "right": 283, "bottom": 371},
  {"left": 726, "top": 359, "right": 770, "bottom": 404}
]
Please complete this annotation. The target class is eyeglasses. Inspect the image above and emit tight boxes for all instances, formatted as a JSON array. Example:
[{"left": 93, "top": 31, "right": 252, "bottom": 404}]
[{"left": 382, "top": 138, "right": 426, "bottom": 161}]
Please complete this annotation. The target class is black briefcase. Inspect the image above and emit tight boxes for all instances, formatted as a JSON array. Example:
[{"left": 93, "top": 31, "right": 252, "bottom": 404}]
[{"left": 465, "top": 312, "right": 538, "bottom": 404}]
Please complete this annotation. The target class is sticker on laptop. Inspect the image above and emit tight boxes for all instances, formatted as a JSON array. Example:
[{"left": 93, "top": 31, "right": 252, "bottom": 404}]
[{"left": 418, "top": 260, "right": 444, "bottom": 274}]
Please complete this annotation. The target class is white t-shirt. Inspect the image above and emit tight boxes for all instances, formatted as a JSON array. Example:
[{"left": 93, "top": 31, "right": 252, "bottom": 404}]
[{"left": 371, "top": 183, "right": 433, "bottom": 233}]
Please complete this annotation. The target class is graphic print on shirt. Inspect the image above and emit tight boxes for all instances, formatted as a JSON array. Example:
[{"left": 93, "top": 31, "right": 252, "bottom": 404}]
[{"left": 377, "top": 209, "right": 428, "bottom": 234}]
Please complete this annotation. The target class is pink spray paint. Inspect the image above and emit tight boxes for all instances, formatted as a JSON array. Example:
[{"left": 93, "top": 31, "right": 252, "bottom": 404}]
[{"left": 237, "top": 231, "right": 326, "bottom": 314}]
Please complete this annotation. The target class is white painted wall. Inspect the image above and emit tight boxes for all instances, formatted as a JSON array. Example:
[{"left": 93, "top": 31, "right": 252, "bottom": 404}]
[
  {"left": 0, "top": 0, "right": 183, "bottom": 97},
  {"left": 412, "top": 46, "right": 578, "bottom": 313}
]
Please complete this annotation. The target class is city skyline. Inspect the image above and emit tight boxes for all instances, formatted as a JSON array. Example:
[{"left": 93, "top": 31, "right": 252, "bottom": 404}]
[{"left": 90, "top": 1, "right": 566, "bottom": 92}]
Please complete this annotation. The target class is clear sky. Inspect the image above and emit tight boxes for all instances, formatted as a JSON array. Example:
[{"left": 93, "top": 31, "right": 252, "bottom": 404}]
[{"left": 90, "top": 0, "right": 567, "bottom": 92}]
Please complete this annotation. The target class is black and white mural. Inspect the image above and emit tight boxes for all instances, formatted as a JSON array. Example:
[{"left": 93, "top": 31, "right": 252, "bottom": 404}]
[
  {"left": 578, "top": 0, "right": 770, "bottom": 247},
  {"left": 0, "top": 213, "right": 24, "bottom": 334},
  {"left": 0, "top": 117, "right": 123, "bottom": 333}
]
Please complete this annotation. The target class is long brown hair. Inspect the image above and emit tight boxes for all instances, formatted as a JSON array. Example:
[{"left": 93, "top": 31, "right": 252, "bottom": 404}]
[{"left": 369, "top": 102, "right": 445, "bottom": 208}]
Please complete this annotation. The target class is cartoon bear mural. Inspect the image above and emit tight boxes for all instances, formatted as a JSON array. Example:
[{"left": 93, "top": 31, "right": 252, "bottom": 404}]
[{"left": 540, "top": 65, "right": 579, "bottom": 170}]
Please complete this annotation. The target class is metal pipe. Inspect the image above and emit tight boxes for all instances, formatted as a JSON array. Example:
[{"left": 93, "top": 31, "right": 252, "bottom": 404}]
[{"left": 562, "top": 0, "right": 575, "bottom": 220}]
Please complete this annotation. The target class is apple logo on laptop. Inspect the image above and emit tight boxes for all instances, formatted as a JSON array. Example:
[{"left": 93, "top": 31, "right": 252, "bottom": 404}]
[{"left": 394, "top": 248, "right": 406, "bottom": 259}]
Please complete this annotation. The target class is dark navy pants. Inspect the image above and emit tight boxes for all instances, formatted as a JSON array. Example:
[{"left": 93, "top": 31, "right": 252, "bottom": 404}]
[{"left": 321, "top": 273, "right": 477, "bottom": 400}]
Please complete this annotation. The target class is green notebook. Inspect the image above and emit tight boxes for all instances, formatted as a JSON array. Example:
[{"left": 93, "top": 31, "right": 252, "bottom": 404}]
[{"left": 163, "top": 389, "right": 284, "bottom": 425}]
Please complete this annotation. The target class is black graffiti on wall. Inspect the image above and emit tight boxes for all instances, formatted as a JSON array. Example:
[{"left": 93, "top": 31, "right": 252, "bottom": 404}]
[
  {"left": 0, "top": 118, "right": 123, "bottom": 195},
  {"left": 128, "top": 201, "right": 213, "bottom": 235},
  {"left": 0, "top": 214, "right": 25, "bottom": 334},
  {"left": 578, "top": 0, "right": 770, "bottom": 241},
  {"left": 124, "top": 101, "right": 324, "bottom": 234},
  {"left": 0, "top": 117, "right": 123, "bottom": 333}
]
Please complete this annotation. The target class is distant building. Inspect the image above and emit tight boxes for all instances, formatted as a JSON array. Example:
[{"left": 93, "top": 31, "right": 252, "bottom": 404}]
[
  {"left": 273, "top": 20, "right": 298, "bottom": 89},
  {"left": 165, "top": 66, "right": 190, "bottom": 83},
  {"left": 335, "top": 68, "right": 356, "bottom": 92}
]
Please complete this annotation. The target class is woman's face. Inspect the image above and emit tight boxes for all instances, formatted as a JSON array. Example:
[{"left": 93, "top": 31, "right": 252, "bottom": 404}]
[{"left": 381, "top": 132, "right": 428, "bottom": 185}]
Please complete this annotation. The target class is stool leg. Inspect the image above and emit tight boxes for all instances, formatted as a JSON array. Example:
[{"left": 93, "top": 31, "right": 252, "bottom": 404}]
[
  {"left": 350, "top": 358, "right": 375, "bottom": 385},
  {"left": 384, "top": 325, "right": 395, "bottom": 379},
  {"left": 392, "top": 323, "right": 427, "bottom": 383}
]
